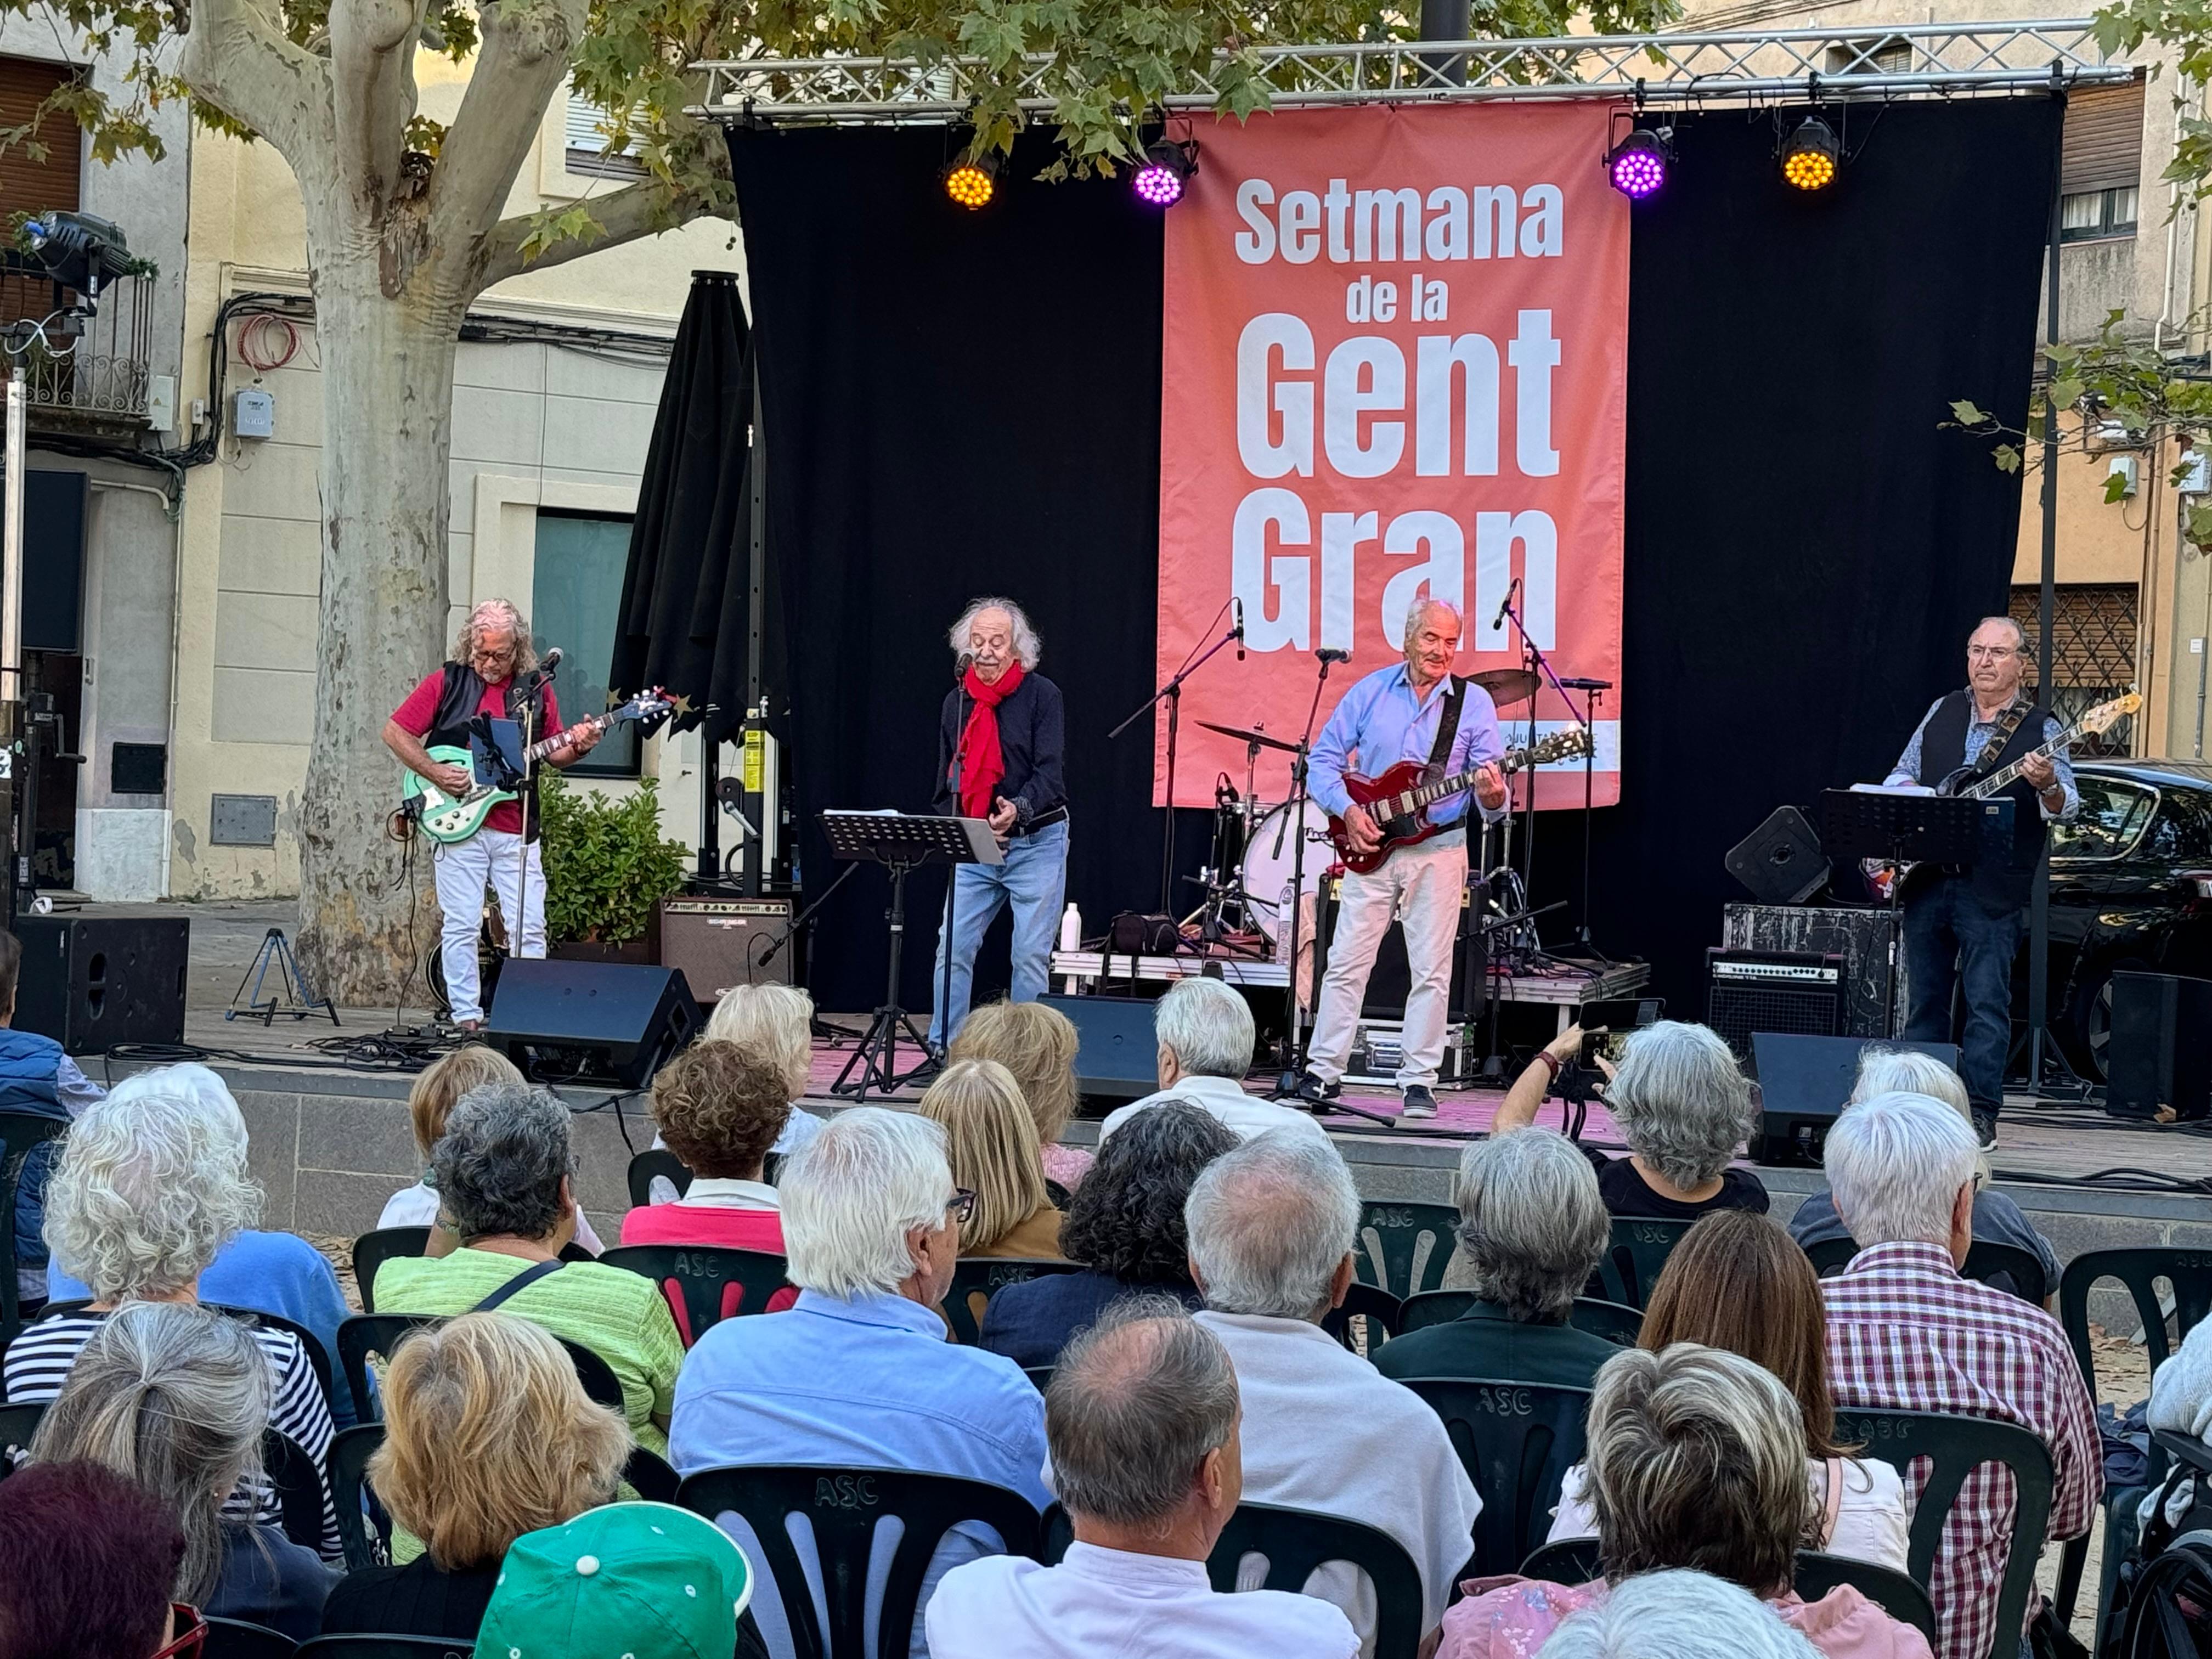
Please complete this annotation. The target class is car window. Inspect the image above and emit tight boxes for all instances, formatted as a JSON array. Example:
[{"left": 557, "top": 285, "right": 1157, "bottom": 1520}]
[
  {"left": 2143, "top": 787, "right": 2212, "bottom": 861},
  {"left": 2051, "top": 777, "right": 2157, "bottom": 859}
]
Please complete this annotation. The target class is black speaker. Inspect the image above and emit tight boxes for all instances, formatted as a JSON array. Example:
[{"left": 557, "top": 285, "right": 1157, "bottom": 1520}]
[
  {"left": 1706, "top": 949, "right": 1844, "bottom": 1060},
  {"left": 12, "top": 915, "right": 189, "bottom": 1054},
  {"left": 1725, "top": 806, "right": 1830, "bottom": 906},
  {"left": 484, "top": 960, "right": 702, "bottom": 1088},
  {"left": 2107, "top": 973, "right": 2212, "bottom": 1121},
  {"left": 1749, "top": 1032, "right": 1961, "bottom": 1165},
  {"left": 1040, "top": 993, "right": 1160, "bottom": 1111}
]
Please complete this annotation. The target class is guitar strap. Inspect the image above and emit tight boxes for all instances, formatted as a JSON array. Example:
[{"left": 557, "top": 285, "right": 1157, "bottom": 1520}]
[
  {"left": 1424, "top": 676, "right": 1466, "bottom": 779},
  {"left": 1968, "top": 698, "right": 2035, "bottom": 782}
]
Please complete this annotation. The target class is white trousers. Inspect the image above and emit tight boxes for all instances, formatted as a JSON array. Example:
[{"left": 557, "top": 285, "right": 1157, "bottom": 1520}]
[
  {"left": 433, "top": 827, "right": 546, "bottom": 1023},
  {"left": 1307, "top": 833, "right": 1468, "bottom": 1089}
]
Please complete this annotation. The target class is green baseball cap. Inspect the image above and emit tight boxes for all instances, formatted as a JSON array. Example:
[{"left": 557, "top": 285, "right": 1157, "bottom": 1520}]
[{"left": 474, "top": 1502, "right": 753, "bottom": 1659}]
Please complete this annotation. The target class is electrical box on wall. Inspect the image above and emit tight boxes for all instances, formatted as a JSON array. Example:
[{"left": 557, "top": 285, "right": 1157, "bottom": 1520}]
[
  {"left": 2181, "top": 450, "right": 2211, "bottom": 495},
  {"left": 2108, "top": 454, "right": 2141, "bottom": 499},
  {"left": 233, "top": 387, "right": 275, "bottom": 439}
]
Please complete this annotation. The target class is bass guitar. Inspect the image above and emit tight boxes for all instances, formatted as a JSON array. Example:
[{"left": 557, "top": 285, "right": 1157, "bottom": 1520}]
[
  {"left": 1325, "top": 727, "right": 1594, "bottom": 875},
  {"left": 403, "top": 687, "right": 677, "bottom": 845}
]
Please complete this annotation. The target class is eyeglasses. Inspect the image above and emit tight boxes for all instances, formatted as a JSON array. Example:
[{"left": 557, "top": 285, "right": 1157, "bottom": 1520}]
[
  {"left": 150, "top": 1604, "right": 206, "bottom": 1659},
  {"left": 1967, "top": 645, "right": 2018, "bottom": 661},
  {"left": 946, "top": 1188, "right": 977, "bottom": 1224}
]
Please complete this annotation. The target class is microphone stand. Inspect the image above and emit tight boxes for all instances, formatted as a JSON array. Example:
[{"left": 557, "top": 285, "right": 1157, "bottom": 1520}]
[
  {"left": 935, "top": 667, "right": 970, "bottom": 1062},
  {"left": 514, "top": 657, "right": 560, "bottom": 977},
  {"left": 1494, "top": 594, "right": 1593, "bottom": 955},
  {"left": 1108, "top": 615, "right": 1245, "bottom": 923}
]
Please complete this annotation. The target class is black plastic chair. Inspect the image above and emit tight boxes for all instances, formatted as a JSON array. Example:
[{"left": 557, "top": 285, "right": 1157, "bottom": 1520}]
[
  {"left": 328, "top": 1423, "right": 391, "bottom": 1571},
  {"left": 351, "top": 1227, "right": 430, "bottom": 1314},
  {"left": 0, "top": 1111, "right": 66, "bottom": 1350},
  {"left": 1566, "top": 1296, "right": 1644, "bottom": 1346},
  {"left": 1517, "top": 1537, "right": 1603, "bottom": 1582},
  {"left": 1803, "top": 1236, "right": 1857, "bottom": 1276},
  {"left": 1402, "top": 1377, "right": 1592, "bottom": 1571},
  {"left": 1024, "top": 1367, "right": 1054, "bottom": 1392},
  {"left": 295, "top": 1640, "right": 473, "bottom": 1659},
  {"left": 1830, "top": 1407, "right": 2055, "bottom": 1659},
  {"left": 1323, "top": 1282, "right": 1402, "bottom": 1353},
  {"left": 625, "top": 1444, "right": 681, "bottom": 1503},
  {"left": 943, "top": 1257, "right": 1084, "bottom": 1346},
  {"left": 677, "top": 1464, "right": 1043, "bottom": 1659},
  {"left": 0, "top": 1400, "right": 44, "bottom": 1474},
  {"left": 627, "top": 1148, "right": 693, "bottom": 1207},
  {"left": 338, "top": 1313, "right": 627, "bottom": 1421},
  {"left": 1209, "top": 1502, "right": 1427, "bottom": 1659},
  {"left": 600, "top": 1244, "right": 792, "bottom": 1346},
  {"left": 1355, "top": 1201, "right": 1459, "bottom": 1299},
  {"left": 1594, "top": 1217, "right": 1694, "bottom": 1308},
  {"left": 261, "top": 1427, "right": 328, "bottom": 1552},
  {"left": 1399, "top": 1289, "right": 1472, "bottom": 1334},
  {"left": 1800, "top": 1235, "right": 2049, "bottom": 1303},
  {"left": 204, "top": 1617, "right": 298, "bottom": 1659}
]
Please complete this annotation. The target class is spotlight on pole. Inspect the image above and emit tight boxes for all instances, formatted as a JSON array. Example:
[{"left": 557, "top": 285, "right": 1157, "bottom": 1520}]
[
  {"left": 1132, "top": 139, "right": 1199, "bottom": 207},
  {"left": 944, "top": 154, "right": 1000, "bottom": 210},
  {"left": 1605, "top": 128, "right": 1671, "bottom": 200},
  {"left": 1780, "top": 116, "right": 1840, "bottom": 191}
]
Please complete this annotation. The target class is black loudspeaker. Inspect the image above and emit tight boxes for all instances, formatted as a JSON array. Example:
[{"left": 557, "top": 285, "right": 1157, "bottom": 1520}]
[
  {"left": 1706, "top": 949, "right": 1843, "bottom": 1061},
  {"left": 12, "top": 915, "right": 189, "bottom": 1054},
  {"left": 1040, "top": 992, "right": 1160, "bottom": 1112},
  {"left": 2107, "top": 973, "right": 2212, "bottom": 1121},
  {"left": 1725, "top": 806, "right": 1830, "bottom": 906},
  {"left": 484, "top": 960, "right": 703, "bottom": 1088},
  {"left": 1749, "top": 1032, "right": 1961, "bottom": 1165}
]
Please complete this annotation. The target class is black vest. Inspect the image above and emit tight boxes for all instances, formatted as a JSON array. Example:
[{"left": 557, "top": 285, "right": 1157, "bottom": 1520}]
[
  {"left": 428, "top": 662, "right": 552, "bottom": 841},
  {"left": 1914, "top": 689, "right": 2052, "bottom": 912}
]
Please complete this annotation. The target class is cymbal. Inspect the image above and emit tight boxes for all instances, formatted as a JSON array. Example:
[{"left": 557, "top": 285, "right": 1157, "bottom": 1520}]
[
  {"left": 1471, "top": 668, "right": 1540, "bottom": 709},
  {"left": 1198, "top": 719, "right": 1299, "bottom": 754}
]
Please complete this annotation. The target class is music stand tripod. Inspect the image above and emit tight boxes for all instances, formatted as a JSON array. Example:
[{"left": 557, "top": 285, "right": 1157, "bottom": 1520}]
[{"left": 825, "top": 811, "right": 1001, "bottom": 1101}]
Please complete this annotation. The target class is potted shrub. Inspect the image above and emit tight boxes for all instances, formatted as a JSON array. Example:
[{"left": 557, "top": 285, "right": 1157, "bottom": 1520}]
[{"left": 539, "top": 771, "right": 689, "bottom": 963}]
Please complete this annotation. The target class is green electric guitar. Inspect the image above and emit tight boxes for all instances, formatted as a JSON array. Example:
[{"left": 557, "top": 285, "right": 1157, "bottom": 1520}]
[{"left": 403, "top": 687, "right": 676, "bottom": 845}]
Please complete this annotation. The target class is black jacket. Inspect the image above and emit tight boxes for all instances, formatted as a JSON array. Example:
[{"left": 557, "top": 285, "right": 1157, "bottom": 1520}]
[{"left": 933, "top": 672, "right": 1068, "bottom": 827}]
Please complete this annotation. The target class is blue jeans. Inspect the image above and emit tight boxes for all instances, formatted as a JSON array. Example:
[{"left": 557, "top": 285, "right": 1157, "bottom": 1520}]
[
  {"left": 1901, "top": 873, "right": 2025, "bottom": 1113},
  {"left": 928, "top": 817, "right": 1069, "bottom": 1047}
]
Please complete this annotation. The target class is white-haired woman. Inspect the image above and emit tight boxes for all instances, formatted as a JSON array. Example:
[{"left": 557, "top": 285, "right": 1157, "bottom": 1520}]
[
  {"left": 1787, "top": 1048, "right": 2058, "bottom": 1295},
  {"left": 927, "top": 596, "right": 1069, "bottom": 1053},
  {"left": 5, "top": 1069, "right": 342, "bottom": 1560},
  {"left": 1496, "top": 1021, "right": 1767, "bottom": 1220}
]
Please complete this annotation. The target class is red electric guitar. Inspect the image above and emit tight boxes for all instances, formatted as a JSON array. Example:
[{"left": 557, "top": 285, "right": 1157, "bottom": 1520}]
[{"left": 1325, "top": 728, "right": 1594, "bottom": 874}]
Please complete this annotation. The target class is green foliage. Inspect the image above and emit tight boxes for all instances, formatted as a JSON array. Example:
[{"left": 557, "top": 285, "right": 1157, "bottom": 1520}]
[
  {"left": 537, "top": 770, "right": 689, "bottom": 943},
  {"left": 2097, "top": 0, "right": 2212, "bottom": 199}
]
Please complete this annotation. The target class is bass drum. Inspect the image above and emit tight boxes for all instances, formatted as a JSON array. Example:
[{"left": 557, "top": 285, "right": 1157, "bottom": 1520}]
[{"left": 1239, "top": 799, "right": 1333, "bottom": 943}]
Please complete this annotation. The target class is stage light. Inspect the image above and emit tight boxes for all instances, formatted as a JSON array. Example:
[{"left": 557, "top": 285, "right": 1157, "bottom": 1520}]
[
  {"left": 944, "top": 155, "right": 998, "bottom": 210},
  {"left": 1132, "top": 139, "right": 1199, "bottom": 207},
  {"left": 1606, "top": 129, "right": 1669, "bottom": 200},
  {"left": 1781, "top": 116, "right": 1839, "bottom": 191}
]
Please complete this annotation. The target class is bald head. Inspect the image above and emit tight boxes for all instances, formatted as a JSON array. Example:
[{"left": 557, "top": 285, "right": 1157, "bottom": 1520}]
[{"left": 1047, "top": 1300, "right": 1238, "bottom": 1530}]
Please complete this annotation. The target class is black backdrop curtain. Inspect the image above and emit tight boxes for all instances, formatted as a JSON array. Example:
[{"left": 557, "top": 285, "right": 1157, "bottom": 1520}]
[{"left": 726, "top": 98, "right": 2059, "bottom": 1017}]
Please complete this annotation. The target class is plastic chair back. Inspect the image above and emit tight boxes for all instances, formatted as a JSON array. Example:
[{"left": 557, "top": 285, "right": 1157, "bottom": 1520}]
[
  {"left": 0, "top": 1113, "right": 65, "bottom": 1348},
  {"left": 627, "top": 1148, "right": 694, "bottom": 1207},
  {"left": 261, "top": 1427, "right": 326, "bottom": 1551},
  {"left": 1517, "top": 1537, "right": 1602, "bottom": 1582},
  {"left": 1355, "top": 1201, "right": 1460, "bottom": 1299},
  {"left": 328, "top": 1423, "right": 391, "bottom": 1571},
  {"left": 1567, "top": 1297, "right": 1644, "bottom": 1346},
  {"left": 338, "top": 1312, "right": 624, "bottom": 1421},
  {"left": 600, "top": 1244, "right": 791, "bottom": 1345},
  {"left": 1323, "top": 1282, "right": 1402, "bottom": 1353},
  {"left": 351, "top": 1227, "right": 430, "bottom": 1314},
  {"left": 1803, "top": 1235, "right": 1858, "bottom": 1276},
  {"left": 676, "top": 1463, "right": 1042, "bottom": 1659},
  {"left": 1796, "top": 1550, "right": 1940, "bottom": 1649},
  {"left": 1400, "top": 1289, "right": 1472, "bottom": 1334},
  {"left": 203, "top": 1617, "right": 298, "bottom": 1659},
  {"left": 1024, "top": 1367, "right": 1055, "bottom": 1393},
  {"left": 624, "top": 1444, "right": 681, "bottom": 1503},
  {"left": 1596, "top": 1218, "right": 1694, "bottom": 1308},
  {"left": 1830, "top": 1407, "right": 2054, "bottom": 1659},
  {"left": 1208, "top": 1502, "right": 1428, "bottom": 1659},
  {"left": 0, "top": 1400, "right": 45, "bottom": 1474},
  {"left": 943, "top": 1257, "right": 1082, "bottom": 1346},
  {"left": 1403, "top": 1377, "right": 1593, "bottom": 1570},
  {"left": 1800, "top": 1235, "right": 2047, "bottom": 1302},
  {"left": 296, "top": 1640, "right": 475, "bottom": 1659}
]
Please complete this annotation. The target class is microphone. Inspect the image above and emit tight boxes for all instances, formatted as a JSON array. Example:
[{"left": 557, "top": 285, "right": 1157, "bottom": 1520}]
[
  {"left": 955, "top": 651, "right": 975, "bottom": 679},
  {"left": 1316, "top": 647, "right": 1350, "bottom": 664},
  {"left": 540, "top": 647, "right": 562, "bottom": 671},
  {"left": 1233, "top": 597, "right": 1245, "bottom": 662},
  {"left": 1492, "top": 578, "right": 1520, "bottom": 632}
]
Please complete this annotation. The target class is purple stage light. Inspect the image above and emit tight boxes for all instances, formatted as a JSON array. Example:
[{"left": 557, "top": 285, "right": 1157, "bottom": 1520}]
[
  {"left": 1607, "top": 134, "right": 1667, "bottom": 199},
  {"left": 1133, "top": 163, "right": 1185, "bottom": 206},
  {"left": 1132, "top": 138, "right": 1198, "bottom": 208}
]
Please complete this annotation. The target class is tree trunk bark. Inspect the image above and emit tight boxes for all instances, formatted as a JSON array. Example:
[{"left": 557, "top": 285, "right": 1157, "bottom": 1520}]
[{"left": 294, "top": 283, "right": 462, "bottom": 1006}]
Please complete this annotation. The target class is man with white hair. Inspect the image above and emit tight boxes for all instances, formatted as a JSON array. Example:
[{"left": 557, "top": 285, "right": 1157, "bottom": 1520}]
[
  {"left": 1097, "top": 977, "right": 1329, "bottom": 1144},
  {"left": 1531, "top": 1571, "right": 1825, "bottom": 1659},
  {"left": 1297, "top": 596, "right": 1509, "bottom": 1119},
  {"left": 670, "top": 1106, "right": 1048, "bottom": 1658},
  {"left": 1819, "top": 1091, "right": 2100, "bottom": 1659},
  {"left": 383, "top": 597, "right": 601, "bottom": 1029},
  {"left": 929, "top": 596, "right": 1069, "bottom": 1051},
  {"left": 1184, "top": 1132, "right": 1481, "bottom": 1652}
]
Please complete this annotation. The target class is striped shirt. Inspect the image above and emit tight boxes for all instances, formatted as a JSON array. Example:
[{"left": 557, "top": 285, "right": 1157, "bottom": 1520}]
[
  {"left": 1821, "top": 1241, "right": 2101, "bottom": 1659},
  {"left": 2, "top": 1308, "right": 342, "bottom": 1560}
]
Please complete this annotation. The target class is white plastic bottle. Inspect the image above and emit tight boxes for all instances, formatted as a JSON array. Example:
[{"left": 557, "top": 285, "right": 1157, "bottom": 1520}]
[{"left": 1058, "top": 901, "right": 1082, "bottom": 951}]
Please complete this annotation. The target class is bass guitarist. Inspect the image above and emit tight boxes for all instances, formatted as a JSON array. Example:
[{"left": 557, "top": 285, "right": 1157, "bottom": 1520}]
[
  {"left": 1293, "top": 597, "right": 1509, "bottom": 1120},
  {"left": 1884, "top": 615, "right": 2077, "bottom": 1144},
  {"left": 382, "top": 598, "right": 600, "bottom": 1030}
]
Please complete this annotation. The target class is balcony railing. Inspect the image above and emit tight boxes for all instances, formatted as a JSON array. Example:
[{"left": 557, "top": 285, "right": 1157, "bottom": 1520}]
[{"left": 0, "top": 252, "right": 153, "bottom": 427}]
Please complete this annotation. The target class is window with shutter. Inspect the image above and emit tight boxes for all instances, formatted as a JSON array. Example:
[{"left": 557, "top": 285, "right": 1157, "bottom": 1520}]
[
  {"left": 0, "top": 57, "right": 81, "bottom": 218},
  {"left": 564, "top": 93, "right": 644, "bottom": 179},
  {"left": 2060, "top": 79, "right": 2147, "bottom": 242}
]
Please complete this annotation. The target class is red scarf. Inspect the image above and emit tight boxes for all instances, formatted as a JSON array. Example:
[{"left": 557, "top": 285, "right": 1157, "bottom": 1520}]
[{"left": 954, "top": 661, "right": 1024, "bottom": 819}]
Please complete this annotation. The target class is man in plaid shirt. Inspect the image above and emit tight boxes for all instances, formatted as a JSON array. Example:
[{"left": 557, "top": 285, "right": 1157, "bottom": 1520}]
[{"left": 1820, "top": 1092, "right": 2101, "bottom": 1659}]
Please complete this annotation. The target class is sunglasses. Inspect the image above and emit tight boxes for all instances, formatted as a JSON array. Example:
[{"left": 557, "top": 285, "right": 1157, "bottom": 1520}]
[
  {"left": 947, "top": 1188, "right": 977, "bottom": 1224},
  {"left": 151, "top": 1604, "right": 205, "bottom": 1659}
]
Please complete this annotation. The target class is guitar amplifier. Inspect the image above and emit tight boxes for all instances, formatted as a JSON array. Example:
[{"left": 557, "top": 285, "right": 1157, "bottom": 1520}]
[
  {"left": 653, "top": 896, "right": 796, "bottom": 1005},
  {"left": 1722, "top": 904, "right": 1900, "bottom": 1037},
  {"left": 1705, "top": 948, "right": 1843, "bottom": 1063}
]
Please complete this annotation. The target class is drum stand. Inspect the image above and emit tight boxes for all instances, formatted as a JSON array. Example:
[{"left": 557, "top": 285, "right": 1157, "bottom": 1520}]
[{"left": 1179, "top": 738, "right": 1270, "bottom": 956}]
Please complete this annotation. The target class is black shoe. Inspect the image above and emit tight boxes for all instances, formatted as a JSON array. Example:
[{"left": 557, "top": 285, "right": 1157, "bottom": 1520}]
[
  {"left": 1971, "top": 1107, "right": 1997, "bottom": 1148},
  {"left": 1294, "top": 1071, "right": 1341, "bottom": 1105},
  {"left": 1401, "top": 1085, "right": 1438, "bottom": 1120}
]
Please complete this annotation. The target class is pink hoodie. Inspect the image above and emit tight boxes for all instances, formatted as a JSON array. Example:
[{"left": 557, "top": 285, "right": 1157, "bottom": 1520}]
[{"left": 1438, "top": 1576, "right": 1934, "bottom": 1659}]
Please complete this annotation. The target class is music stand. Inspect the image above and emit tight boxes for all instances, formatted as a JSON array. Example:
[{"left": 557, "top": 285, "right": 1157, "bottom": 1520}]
[
  {"left": 1815, "top": 789, "right": 1995, "bottom": 1039},
  {"left": 824, "top": 811, "right": 1001, "bottom": 1101}
]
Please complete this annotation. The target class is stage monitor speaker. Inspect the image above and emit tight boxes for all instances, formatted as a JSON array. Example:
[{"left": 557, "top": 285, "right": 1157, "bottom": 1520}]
[
  {"left": 653, "top": 896, "right": 795, "bottom": 1005},
  {"left": 2106, "top": 972, "right": 2212, "bottom": 1121},
  {"left": 1726, "top": 806, "right": 1831, "bottom": 906},
  {"left": 1706, "top": 948, "right": 1843, "bottom": 1062},
  {"left": 1750, "top": 1032, "right": 1960, "bottom": 1165},
  {"left": 485, "top": 960, "right": 702, "bottom": 1088},
  {"left": 1041, "top": 992, "right": 1161, "bottom": 1113},
  {"left": 12, "top": 914, "right": 189, "bottom": 1054}
]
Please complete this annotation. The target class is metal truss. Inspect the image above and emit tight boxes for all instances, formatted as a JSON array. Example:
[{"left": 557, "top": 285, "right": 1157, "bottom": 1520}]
[{"left": 693, "top": 18, "right": 2136, "bottom": 123}]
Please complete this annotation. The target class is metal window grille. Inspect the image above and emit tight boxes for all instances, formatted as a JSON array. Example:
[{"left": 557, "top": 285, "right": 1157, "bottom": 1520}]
[{"left": 2011, "top": 583, "right": 2137, "bottom": 754}]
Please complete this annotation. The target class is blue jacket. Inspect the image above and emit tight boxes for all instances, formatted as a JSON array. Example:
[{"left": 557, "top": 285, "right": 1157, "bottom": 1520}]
[{"left": 0, "top": 1026, "right": 70, "bottom": 1272}]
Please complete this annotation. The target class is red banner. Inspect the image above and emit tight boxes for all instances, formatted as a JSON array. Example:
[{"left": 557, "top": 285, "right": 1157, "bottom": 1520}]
[{"left": 1156, "top": 103, "right": 1629, "bottom": 810}]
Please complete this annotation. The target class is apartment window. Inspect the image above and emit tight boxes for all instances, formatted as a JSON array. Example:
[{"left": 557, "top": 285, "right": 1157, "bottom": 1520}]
[
  {"left": 0, "top": 57, "right": 81, "bottom": 217},
  {"left": 532, "top": 510, "right": 640, "bottom": 777},
  {"left": 565, "top": 94, "right": 645, "bottom": 179},
  {"left": 1824, "top": 36, "right": 1912, "bottom": 76},
  {"left": 2061, "top": 185, "right": 2140, "bottom": 243},
  {"left": 2059, "top": 78, "right": 2145, "bottom": 244}
]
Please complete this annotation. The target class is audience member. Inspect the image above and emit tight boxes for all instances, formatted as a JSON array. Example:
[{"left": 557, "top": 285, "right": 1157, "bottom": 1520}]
[
  {"left": 0, "top": 1459, "right": 187, "bottom": 1659},
  {"left": 622, "top": 1040, "right": 793, "bottom": 1255},
  {"left": 0, "top": 928, "right": 104, "bottom": 1316},
  {"left": 1373, "top": 1128, "right": 1615, "bottom": 1388},
  {"left": 8, "top": 1077, "right": 341, "bottom": 1556},
  {"left": 1442, "top": 1345, "right": 1931, "bottom": 1659},
  {"left": 1494, "top": 1022, "right": 1766, "bottom": 1219},
  {"left": 671, "top": 1107, "right": 1049, "bottom": 1659},
  {"left": 1099, "top": 978, "right": 1329, "bottom": 1145},
  {"left": 1787, "top": 1049, "right": 2058, "bottom": 1295},
  {"left": 700, "top": 981, "right": 828, "bottom": 1158},
  {"left": 371, "top": 1081, "right": 684, "bottom": 1453},
  {"left": 472, "top": 1503, "right": 757, "bottom": 1659},
  {"left": 948, "top": 997, "right": 1093, "bottom": 1190},
  {"left": 918, "top": 1058, "right": 1066, "bottom": 1259},
  {"left": 1549, "top": 1211, "right": 1908, "bottom": 1572},
  {"left": 1184, "top": 1131, "right": 1480, "bottom": 1654},
  {"left": 39, "top": 1063, "right": 363, "bottom": 1425},
  {"left": 30, "top": 1302, "right": 336, "bottom": 1639},
  {"left": 318, "top": 1313, "right": 630, "bottom": 1640},
  {"left": 1538, "top": 1572, "right": 1825, "bottom": 1659},
  {"left": 1819, "top": 1092, "right": 2100, "bottom": 1659},
  {"left": 929, "top": 1300, "right": 1359, "bottom": 1659},
  {"left": 980, "top": 1101, "right": 1237, "bottom": 1368}
]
